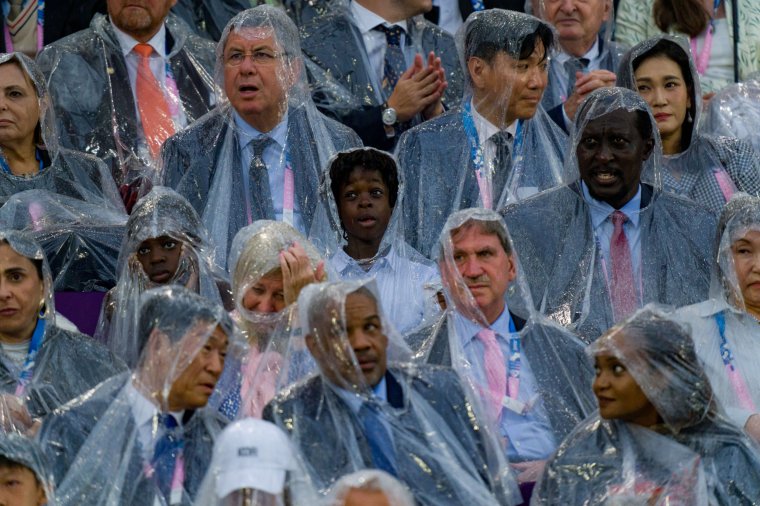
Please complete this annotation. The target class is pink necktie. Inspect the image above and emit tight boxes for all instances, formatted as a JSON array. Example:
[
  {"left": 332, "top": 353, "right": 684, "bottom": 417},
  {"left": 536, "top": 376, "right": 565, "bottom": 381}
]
[
  {"left": 133, "top": 43, "right": 175, "bottom": 160},
  {"left": 476, "top": 328, "right": 507, "bottom": 421},
  {"left": 610, "top": 210, "right": 637, "bottom": 321}
]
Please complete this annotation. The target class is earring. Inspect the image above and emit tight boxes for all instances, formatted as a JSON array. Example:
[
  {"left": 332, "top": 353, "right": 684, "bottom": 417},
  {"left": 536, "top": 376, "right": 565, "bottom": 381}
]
[
  {"left": 38, "top": 300, "right": 47, "bottom": 319},
  {"left": 687, "top": 110, "right": 693, "bottom": 123}
]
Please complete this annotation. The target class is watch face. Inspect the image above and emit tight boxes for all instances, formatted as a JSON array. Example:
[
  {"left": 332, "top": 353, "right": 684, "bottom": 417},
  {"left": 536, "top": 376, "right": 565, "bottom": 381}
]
[{"left": 382, "top": 107, "right": 397, "bottom": 126}]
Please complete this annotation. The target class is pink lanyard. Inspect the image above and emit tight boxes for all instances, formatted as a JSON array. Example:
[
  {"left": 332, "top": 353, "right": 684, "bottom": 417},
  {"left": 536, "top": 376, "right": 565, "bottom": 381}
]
[
  {"left": 713, "top": 167, "right": 736, "bottom": 202},
  {"left": 715, "top": 311, "right": 757, "bottom": 412},
  {"left": 690, "top": 0, "right": 722, "bottom": 75},
  {"left": 245, "top": 152, "right": 295, "bottom": 226},
  {"left": 3, "top": 0, "right": 44, "bottom": 54},
  {"left": 474, "top": 169, "right": 493, "bottom": 210}
]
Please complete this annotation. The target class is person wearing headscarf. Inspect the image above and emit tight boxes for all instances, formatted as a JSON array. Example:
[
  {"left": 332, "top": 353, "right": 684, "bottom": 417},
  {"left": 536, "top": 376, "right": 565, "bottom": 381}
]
[
  {"left": 38, "top": 285, "right": 244, "bottom": 505},
  {"left": 95, "top": 186, "right": 232, "bottom": 368},
  {"left": 298, "top": 0, "right": 461, "bottom": 151},
  {"left": 533, "top": 307, "right": 760, "bottom": 504},
  {"left": 36, "top": 0, "right": 217, "bottom": 192},
  {"left": 617, "top": 35, "right": 760, "bottom": 213},
  {"left": 0, "top": 230, "right": 125, "bottom": 434},
  {"left": 163, "top": 6, "right": 361, "bottom": 268},
  {"left": 314, "top": 147, "right": 440, "bottom": 334},
  {"left": 502, "top": 87, "right": 717, "bottom": 342},
  {"left": 0, "top": 53, "right": 122, "bottom": 209},
  {"left": 675, "top": 194, "right": 760, "bottom": 444},
  {"left": 409, "top": 208, "right": 594, "bottom": 485},
  {"left": 262, "top": 280, "right": 521, "bottom": 505},
  {"left": 327, "top": 469, "right": 415, "bottom": 506},
  {"left": 0, "top": 433, "right": 53, "bottom": 506},
  {"left": 396, "top": 9, "right": 570, "bottom": 258}
]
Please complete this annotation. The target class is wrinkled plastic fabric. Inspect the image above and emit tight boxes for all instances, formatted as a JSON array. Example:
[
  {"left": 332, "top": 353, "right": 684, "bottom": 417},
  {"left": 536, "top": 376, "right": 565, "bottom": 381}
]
[
  {"left": 396, "top": 9, "right": 571, "bottom": 258},
  {"left": 617, "top": 35, "right": 760, "bottom": 213},
  {"left": 0, "top": 190, "right": 127, "bottom": 292},
  {"left": 96, "top": 187, "right": 231, "bottom": 368},
  {"left": 282, "top": 0, "right": 330, "bottom": 27},
  {"left": 37, "top": 286, "right": 246, "bottom": 505},
  {"left": 675, "top": 194, "right": 760, "bottom": 432},
  {"left": 299, "top": 0, "right": 463, "bottom": 149},
  {"left": 37, "top": 13, "right": 218, "bottom": 186},
  {"left": 326, "top": 469, "right": 415, "bottom": 506},
  {"left": 309, "top": 147, "right": 441, "bottom": 334},
  {"left": 0, "top": 230, "right": 125, "bottom": 432},
  {"left": 0, "top": 433, "right": 56, "bottom": 504},
  {"left": 162, "top": 6, "right": 362, "bottom": 268},
  {"left": 410, "top": 208, "right": 594, "bottom": 464},
  {"left": 703, "top": 74, "right": 760, "bottom": 154},
  {"left": 502, "top": 87, "right": 718, "bottom": 342},
  {"left": 259, "top": 279, "right": 522, "bottom": 505},
  {"left": 581, "top": 307, "right": 760, "bottom": 503},
  {"left": 172, "top": 0, "right": 252, "bottom": 41}
]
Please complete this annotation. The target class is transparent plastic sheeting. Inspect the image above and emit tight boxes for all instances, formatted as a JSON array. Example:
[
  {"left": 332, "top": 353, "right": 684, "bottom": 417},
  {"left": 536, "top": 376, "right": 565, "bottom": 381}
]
[
  {"left": 38, "top": 286, "right": 245, "bottom": 505},
  {"left": 704, "top": 73, "right": 760, "bottom": 155},
  {"left": 675, "top": 194, "right": 760, "bottom": 434},
  {"left": 0, "top": 190, "right": 127, "bottom": 292},
  {"left": 0, "top": 229, "right": 125, "bottom": 433},
  {"left": 396, "top": 9, "right": 571, "bottom": 257},
  {"left": 37, "top": 13, "right": 218, "bottom": 186},
  {"left": 172, "top": 0, "right": 251, "bottom": 41},
  {"left": 96, "top": 186, "right": 231, "bottom": 368},
  {"left": 162, "top": 5, "right": 362, "bottom": 268},
  {"left": 0, "top": 433, "right": 56, "bottom": 505},
  {"left": 0, "top": 53, "right": 124, "bottom": 210},
  {"left": 258, "top": 279, "right": 522, "bottom": 505},
  {"left": 502, "top": 87, "right": 717, "bottom": 342},
  {"left": 617, "top": 35, "right": 760, "bottom": 213},
  {"left": 310, "top": 147, "right": 441, "bottom": 335}
]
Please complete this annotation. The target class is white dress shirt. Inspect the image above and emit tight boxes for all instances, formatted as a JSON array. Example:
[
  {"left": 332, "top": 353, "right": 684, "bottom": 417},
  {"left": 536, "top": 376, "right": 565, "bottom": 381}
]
[
  {"left": 554, "top": 37, "right": 603, "bottom": 97},
  {"left": 432, "top": 0, "right": 464, "bottom": 35},
  {"left": 125, "top": 381, "right": 185, "bottom": 460},
  {"left": 470, "top": 99, "right": 520, "bottom": 204}
]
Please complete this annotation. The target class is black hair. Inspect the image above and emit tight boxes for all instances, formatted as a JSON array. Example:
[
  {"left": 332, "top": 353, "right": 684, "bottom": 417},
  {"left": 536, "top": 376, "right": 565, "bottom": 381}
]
[
  {"left": 575, "top": 89, "right": 654, "bottom": 147},
  {"left": 329, "top": 149, "right": 399, "bottom": 211},
  {"left": 631, "top": 39, "right": 695, "bottom": 151},
  {"left": 0, "top": 239, "right": 43, "bottom": 280},
  {"left": 465, "top": 17, "right": 554, "bottom": 65},
  {"left": 0, "top": 455, "right": 40, "bottom": 485}
]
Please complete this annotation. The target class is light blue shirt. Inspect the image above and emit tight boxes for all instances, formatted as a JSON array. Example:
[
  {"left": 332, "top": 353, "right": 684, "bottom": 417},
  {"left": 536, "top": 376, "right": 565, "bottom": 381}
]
[
  {"left": 334, "top": 376, "right": 388, "bottom": 414},
  {"left": 581, "top": 182, "right": 642, "bottom": 279},
  {"left": 233, "top": 110, "right": 305, "bottom": 233},
  {"left": 453, "top": 309, "right": 557, "bottom": 462},
  {"left": 329, "top": 245, "right": 441, "bottom": 334}
]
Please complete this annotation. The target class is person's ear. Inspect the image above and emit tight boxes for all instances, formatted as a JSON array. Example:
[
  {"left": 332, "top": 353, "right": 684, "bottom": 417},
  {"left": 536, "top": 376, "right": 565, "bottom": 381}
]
[
  {"left": 602, "top": 0, "right": 612, "bottom": 21},
  {"left": 467, "top": 57, "right": 487, "bottom": 91},
  {"left": 642, "top": 137, "right": 655, "bottom": 161},
  {"left": 505, "top": 253, "right": 518, "bottom": 284},
  {"left": 36, "top": 483, "right": 46, "bottom": 506}
]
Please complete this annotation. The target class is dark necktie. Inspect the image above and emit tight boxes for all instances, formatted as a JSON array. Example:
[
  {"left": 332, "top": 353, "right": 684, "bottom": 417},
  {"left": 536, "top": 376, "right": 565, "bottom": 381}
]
[
  {"left": 247, "top": 136, "right": 275, "bottom": 221},
  {"left": 374, "top": 25, "right": 407, "bottom": 99},
  {"left": 564, "top": 57, "right": 590, "bottom": 98},
  {"left": 151, "top": 414, "right": 184, "bottom": 502},
  {"left": 358, "top": 402, "right": 397, "bottom": 476},
  {"left": 490, "top": 131, "right": 513, "bottom": 202},
  {"left": 609, "top": 210, "right": 637, "bottom": 321}
]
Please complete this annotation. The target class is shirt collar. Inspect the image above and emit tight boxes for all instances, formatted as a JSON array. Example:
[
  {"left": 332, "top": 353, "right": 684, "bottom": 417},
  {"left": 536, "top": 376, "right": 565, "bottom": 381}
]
[
  {"left": 333, "top": 375, "right": 388, "bottom": 414},
  {"left": 556, "top": 36, "right": 600, "bottom": 66},
  {"left": 233, "top": 109, "right": 289, "bottom": 151},
  {"left": 350, "top": 0, "right": 408, "bottom": 35},
  {"left": 581, "top": 181, "right": 642, "bottom": 229},
  {"left": 454, "top": 305, "right": 513, "bottom": 348},
  {"left": 125, "top": 381, "right": 184, "bottom": 431},
  {"left": 331, "top": 244, "right": 397, "bottom": 274},
  {"left": 110, "top": 18, "right": 167, "bottom": 59},
  {"left": 470, "top": 99, "right": 517, "bottom": 144}
]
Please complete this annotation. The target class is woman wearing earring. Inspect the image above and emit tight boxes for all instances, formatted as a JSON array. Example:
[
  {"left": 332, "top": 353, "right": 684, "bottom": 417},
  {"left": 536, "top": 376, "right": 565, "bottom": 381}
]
[
  {"left": 0, "top": 229, "right": 125, "bottom": 434},
  {"left": 618, "top": 35, "right": 760, "bottom": 213}
]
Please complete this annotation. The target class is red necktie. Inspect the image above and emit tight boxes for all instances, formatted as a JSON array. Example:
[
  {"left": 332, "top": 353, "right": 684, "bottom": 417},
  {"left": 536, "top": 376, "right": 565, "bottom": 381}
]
[
  {"left": 610, "top": 210, "right": 637, "bottom": 320},
  {"left": 133, "top": 43, "right": 175, "bottom": 160},
  {"left": 476, "top": 328, "right": 506, "bottom": 422}
]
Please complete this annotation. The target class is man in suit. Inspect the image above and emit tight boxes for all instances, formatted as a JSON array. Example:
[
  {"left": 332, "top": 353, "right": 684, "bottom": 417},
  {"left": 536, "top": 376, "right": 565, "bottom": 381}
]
[
  {"left": 299, "top": 0, "right": 462, "bottom": 150},
  {"left": 502, "top": 87, "right": 718, "bottom": 342},
  {"left": 396, "top": 9, "right": 568, "bottom": 258},
  {"left": 36, "top": 0, "right": 217, "bottom": 192},
  {"left": 263, "top": 280, "right": 519, "bottom": 505},
  {"left": 412, "top": 208, "right": 594, "bottom": 484},
  {"left": 425, "top": 0, "right": 526, "bottom": 33},
  {"left": 162, "top": 6, "right": 361, "bottom": 266},
  {"left": 38, "top": 286, "right": 234, "bottom": 505}
]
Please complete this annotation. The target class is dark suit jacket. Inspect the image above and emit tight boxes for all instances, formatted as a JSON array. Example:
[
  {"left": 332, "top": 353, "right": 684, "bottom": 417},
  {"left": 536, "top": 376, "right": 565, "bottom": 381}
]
[
  {"left": 300, "top": 10, "right": 463, "bottom": 150},
  {"left": 263, "top": 365, "right": 511, "bottom": 505}
]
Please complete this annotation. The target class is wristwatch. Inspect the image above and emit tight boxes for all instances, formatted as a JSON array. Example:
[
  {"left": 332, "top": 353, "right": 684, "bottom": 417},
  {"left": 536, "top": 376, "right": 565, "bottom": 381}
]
[{"left": 381, "top": 103, "right": 398, "bottom": 126}]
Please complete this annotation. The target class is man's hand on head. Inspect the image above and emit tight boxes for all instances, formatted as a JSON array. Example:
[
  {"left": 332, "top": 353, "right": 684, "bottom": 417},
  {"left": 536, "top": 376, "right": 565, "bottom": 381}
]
[{"left": 563, "top": 69, "right": 617, "bottom": 120}]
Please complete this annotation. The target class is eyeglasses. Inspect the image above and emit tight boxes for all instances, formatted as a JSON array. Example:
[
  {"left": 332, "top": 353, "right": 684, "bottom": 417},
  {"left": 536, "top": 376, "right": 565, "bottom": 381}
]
[{"left": 224, "top": 50, "right": 284, "bottom": 67}]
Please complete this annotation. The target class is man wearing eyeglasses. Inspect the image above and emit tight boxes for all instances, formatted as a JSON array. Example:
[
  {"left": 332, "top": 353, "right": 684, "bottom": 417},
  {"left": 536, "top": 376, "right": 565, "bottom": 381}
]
[{"left": 162, "top": 6, "right": 362, "bottom": 267}]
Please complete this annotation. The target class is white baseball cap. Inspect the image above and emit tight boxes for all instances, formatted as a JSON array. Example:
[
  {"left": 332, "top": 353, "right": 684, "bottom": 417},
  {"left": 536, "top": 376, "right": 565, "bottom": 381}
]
[{"left": 213, "top": 418, "right": 297, "bottom": 499}]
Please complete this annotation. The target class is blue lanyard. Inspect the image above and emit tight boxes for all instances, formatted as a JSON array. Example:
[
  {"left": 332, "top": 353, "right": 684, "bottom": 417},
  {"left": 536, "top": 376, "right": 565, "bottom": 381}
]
[
  {"left": 462, "top": 102, "right": 523, "bottom": 179},
  {"left": 715, "top": 311, "right": 735, "bottom": 368},
  {"left": 506, "top": 314, "right": 521, "bottom": 393},
  {"left": 710, "top": 0, "right": 722, "bottom": 27},
  {"left": 470, "top": 0, "right": 485, "bottom": 10},
  {"left": 0, "top": 148, "right": 43, "bottom": 175},
  {"left": 14, "top": 317, "right": 45, "bottom": 397}
]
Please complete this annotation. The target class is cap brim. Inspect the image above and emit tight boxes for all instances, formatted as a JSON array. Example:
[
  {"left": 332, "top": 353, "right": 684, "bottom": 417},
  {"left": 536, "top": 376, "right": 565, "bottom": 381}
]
[{"left": 216, "top": 467, "right": 287, "bottom": 499}]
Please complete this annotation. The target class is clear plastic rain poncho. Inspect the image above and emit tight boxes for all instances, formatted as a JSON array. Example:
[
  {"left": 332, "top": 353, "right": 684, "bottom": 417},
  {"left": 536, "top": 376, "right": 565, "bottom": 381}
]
[
  {"left": 675, "top": 193, "right": 760, "bottom": 433},
  {"left": 260, "top": 279, "right": 522, "bottom": 505},
  {"left": 0, "top": 230, "right": 125, "bottom": 433},
  {"left": 412, "top": 208, "right": 595, "bottom": 466},
  {"left": 282, "top": 0, "right": 330, "bottom": 27},
  {"left": 0, "top": 189, "right": 127, "bottom": 292},
  {"left": 533, "top": 307, "right": 760, "bottom": 505},
  {"left": 298, "top": 0, "right": 463, "bottom": 150},
  {"left": 162, "top": 5, "right": 362, "bottom": 268},
  {"left": 229, "top": 220, "right": 323, "bottom": 418},
  {"left": 703, "top": 73, "right": 760, "bottom": 154},
  {"left": 396, "top": 9, "right": 571, "bottom": 258},
  {"left": 617, "top": 35, "right": 760, "bottom": 213},
  {"left": 502, "top": 87, "right": 718, "bottom": 342},
  {"left": 0, "top": 433, "right": 55, "bottom": 505},
  {"left": 96, "top": 186, "right": 232, "bottom": 368},
  {"left": 38, "top": 285, "right": 246, "bottom": 505},
  {"left": 326, "top": 469, "right": 415, "bottom": 506},
  {"left": 36, "top": 12, "right": 218, "bottom": 186},
  {"left": 0, "top": 53, "right": 123, "bottom": 209},
  {"left": 172, "top": 0, "right": 252, "bottom": 41},
  {"left": 310, "top": 147, "right": 441, "bottom": 334}
]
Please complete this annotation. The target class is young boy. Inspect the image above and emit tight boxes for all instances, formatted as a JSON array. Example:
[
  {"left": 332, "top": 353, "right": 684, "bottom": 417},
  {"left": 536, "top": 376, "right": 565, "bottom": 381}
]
[{"left": 0, "top": 434, "right": 51, "bottom": 506}]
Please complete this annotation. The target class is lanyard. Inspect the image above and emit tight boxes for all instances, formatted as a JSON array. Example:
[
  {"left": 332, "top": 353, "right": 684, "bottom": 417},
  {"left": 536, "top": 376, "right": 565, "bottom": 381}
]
[
  {"left": 0, "top": 148, "right": 43, "bottom": 176},
  {"left": 163, "top": 61, "right": 181, "bottom": 121},
  {"left": 713, "top": 167, "right": 736, "bottom": 202},
  {"left": 3, "top": 0, "right": 44, "bottom": 54},
  {"left": 505, "top": 315, "right": 519, "bottom": 400},
  {"left": 244, "top": 145, "right": 295, "bottom": 227},
  {"left": 715, "top": 311, "right": 757, "bottom": 411},
  {"left": 690, "top": 0, "right": 722, "bottom": 75},
  {"left": 14, "top": 317, "right": 45, "bottom": 397}
]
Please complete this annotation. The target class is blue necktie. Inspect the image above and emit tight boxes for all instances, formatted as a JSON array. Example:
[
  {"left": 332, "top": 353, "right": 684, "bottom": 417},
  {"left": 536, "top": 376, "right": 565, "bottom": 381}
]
[
  {"left": 358, "top": 402, "right": 397, "bottom": 476},
  {"left": 151, "top": 414, "right": 183, "bottom": 500},
  {"left": 374, "top": 25, "right": 407, "bottom": 99}
]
